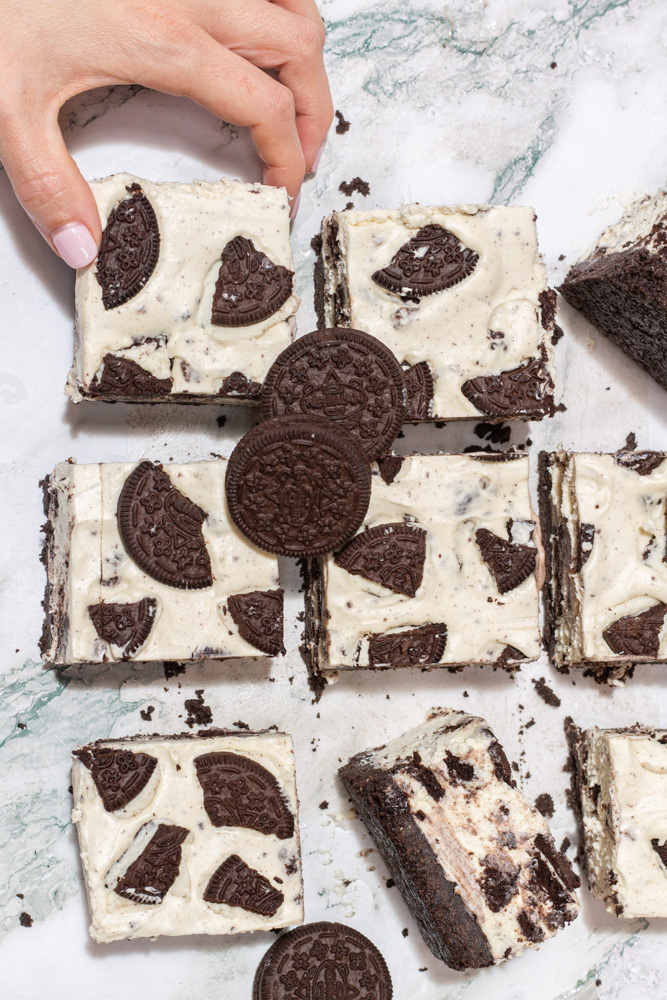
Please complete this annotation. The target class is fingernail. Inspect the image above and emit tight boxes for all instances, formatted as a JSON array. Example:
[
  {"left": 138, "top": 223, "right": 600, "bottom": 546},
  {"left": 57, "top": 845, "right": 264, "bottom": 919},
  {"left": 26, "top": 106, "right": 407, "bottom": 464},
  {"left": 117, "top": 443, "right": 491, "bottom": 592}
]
[
  {"left": 310, "top": 142, "right": 326, "bottom": 174},
  {"left": 290, "top": 191, "right": 301, "bottom": 221},
  {"left": 51, "top": 222, "right": 98, "bottom": 269}
]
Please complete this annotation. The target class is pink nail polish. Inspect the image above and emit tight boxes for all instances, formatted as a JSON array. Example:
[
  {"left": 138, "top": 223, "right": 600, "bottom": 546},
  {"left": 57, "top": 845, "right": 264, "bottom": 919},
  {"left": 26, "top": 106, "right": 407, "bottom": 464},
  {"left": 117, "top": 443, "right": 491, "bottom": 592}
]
[
  {"left": 51, "top": 222, "right": 98, "bottom": 269},
  {"left": 311, "top": 142, "right": 325, "bottom": 174},
  {"left": 290, "top": 191, "right": 301, "bottom": 221}
]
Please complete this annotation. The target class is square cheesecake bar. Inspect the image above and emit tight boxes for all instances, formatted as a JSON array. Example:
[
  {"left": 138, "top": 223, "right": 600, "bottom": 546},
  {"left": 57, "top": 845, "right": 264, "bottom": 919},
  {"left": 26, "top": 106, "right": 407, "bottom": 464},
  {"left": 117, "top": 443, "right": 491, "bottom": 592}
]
[
  {"left": 318, "top": 204, "right": 556, "bottom": 421},
  {"left": 539, "top": 449, "right": 667, "bottom": 682},
  {"left": 40, "top": 459, "right": 283, "bottom": 664},
  {"left": 68, "top": 174, "right": 299, "bottom": 403},
  {"left": 560, "top": 190, "right": 667, "bottom": 389},
  {"left": 72, "top": 729, "right": 302, "bottom": 942},
  {"left": 566, "top": 720, "right": 667, "bottom": 918},
  {"left": 304, "top": 453, "right": 542, "bottom": 683},
  {"left": 340, "top": 710, "right": 580, "bottom": 969}
]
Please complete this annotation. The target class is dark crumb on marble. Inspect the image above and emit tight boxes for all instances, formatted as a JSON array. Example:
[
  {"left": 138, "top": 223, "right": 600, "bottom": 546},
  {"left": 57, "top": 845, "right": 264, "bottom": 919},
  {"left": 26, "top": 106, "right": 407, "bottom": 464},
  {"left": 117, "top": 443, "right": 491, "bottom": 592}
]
[
  {"left": 551, "top": 325, "right": 564, "bottom": 345},
  {"left": 534, "top": 792, "right": 555, "bottom": 819},
  {"left": 17, "top": 722, "right": 26, "bottom": 730},
  {"left": 558, "top": 254, "right": 565, "bottom": 261},
  {"left": 401, "top": 927, "right": 408, "bottom": 937},
  {"left": 184, "top": 689, "right": 213, "bottom": 728},
  {"left": 474, "top": 421, "right": 511, "bottom": 444},
  {"left": 19, "top": 912, "right": 33, "bottom": 927},
  {"left": 532, "top": 677, "right": 561, "bottom": 708},
  {"left": 550, "top": 61, "right": 557, "bottom": 69},
  {"left": 16, "top": 893, "right": 23, "bottom": 899},
  {"left": 555, "top": 402, "right": 567, "bottom": 412},
  {"left": 335, "top": 110, "right": 350, "bottom": 134},
  {"left": 596, "top": 980, "right": 602, "bottom": 988},
  {"left": 345, "top": 201, "right": 354, "bottom": 211},
  {"left": 522, "top": 718, "right": 536, "bottom": 732},
  {"left": 463, "top": 690, "right": 469, "bottom": 697},
  {"left": 319, "top": 800, "right": 329, "bottom": 810},
  {"left": 68, "top": 785, "right": 73, "bottom": 795},
  {"left": 216, "top": 413, "right": 227, "bottom": 427},
  {"left": 140, "top": 705, "right": 155, "bottom": 722},
  {"left": 339, "top": 177, "right": 370, "bottom": 197},
  {"left": 164, "top": 660, "right": 186, "bottom": 680},
  {"left": 296, "top": 611, "right": 305, "bottom": 622},
  {"left": 386, "top": 878, "right": 395, "bottom": 888},
  {"left": 512, "top": 761, "right": 520, "bottom": 772},
  {"left": 623, "top": 431, "right": 637, "bottom": 451},
  {"left": 560, "top": 836, "right": 571, "bottom": 853},
  {"left": 233, "top": 720, "right": 250, "bottom": 730},
  {"left": 419, "top": 968, "right": 428, "bottom": 972},
  {"left": 434, "top": 421, "right": 446, "bottom": 428}
]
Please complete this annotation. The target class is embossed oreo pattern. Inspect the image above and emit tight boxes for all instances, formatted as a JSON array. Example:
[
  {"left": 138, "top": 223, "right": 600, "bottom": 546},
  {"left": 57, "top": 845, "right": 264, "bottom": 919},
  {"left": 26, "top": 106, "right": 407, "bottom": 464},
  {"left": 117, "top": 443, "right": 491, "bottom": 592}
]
[
  {"left": 221, "top": 370, "right": 262, "bottom": 400},
  {"left": 194, "top": 752, "right": 295, "bottom": 838},
  {"left": 114, "top": 824, "right": 189, "bottom": 904},
  {"left": 91, "top": 354, "right": 173, "bottom": 398},
  {"left": 368, "top": 623, "right": 447, "bottom": 668},
  {"left": 461, "top": 355, "right": 555, "bottom": 418},
  {"left": 211, "top": 236, "right": 294, "bottom": 327},
  {"left": 602, "top": 602, "right": 667, "bottom": 657},
  {"left": 261, "top": 329, "right": 406, "bottom": 460},
  {"left": 225, "top": 416, "right": 372, "bottom": 557},
  {"left": 403, "top": 361, "right": 434, "bottom": 420},
  {"left": 96, "top": 184, "right": 160, "bottom": 309},
  {"left": 334, "top": 523, "right": 426, "bottom": 597},
  {"left": 204, "top": 854, "right": 284, "bottom": 916},
  {"left": 75, "top": 747, "right": 158, "bottom": 812},
  {"left": 475, "top": 527, "right": 537, "bottom": 594},
  {"left": 227, "top": 589, "right": 285, "bottom": 656},
  {"left": 88, "top": 597, "right": 158, "bottom": 659},
  {"left": 117, "top": 461, "right": 213, "bottom": 589},
  {"left": 372, "top": 224, "right": 478, "bottom": 298},
  {"left": 253, "top": 921, "right": 392, "bottom": 1000}
]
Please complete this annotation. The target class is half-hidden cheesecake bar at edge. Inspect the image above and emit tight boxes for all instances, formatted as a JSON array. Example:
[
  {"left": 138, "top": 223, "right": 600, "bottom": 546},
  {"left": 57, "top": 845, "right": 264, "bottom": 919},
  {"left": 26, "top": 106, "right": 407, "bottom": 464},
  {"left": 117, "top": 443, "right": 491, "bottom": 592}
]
[
  {"left": 72, "top": 729, "right": 302, "bottom": 942},
  {"left": 317, "top": 204, "right": 556, "bottom": 421},
  {"left": 303, "top": 452, "right": 543, "bottom": 685},
  {"left": 539, "top": 449, "right": 667, "bottom": 682},
  {"left": 340, "top": 709, "right": 580, "bottom": 970},
  {"left": 68, "top": 174, "right": 299, "bottom": 403},
  {"left": 40, "top": 459, "right": 283, "bottom": 664},
  {"left": 566, "top": 720, "right": 667, "bottom": 918}
]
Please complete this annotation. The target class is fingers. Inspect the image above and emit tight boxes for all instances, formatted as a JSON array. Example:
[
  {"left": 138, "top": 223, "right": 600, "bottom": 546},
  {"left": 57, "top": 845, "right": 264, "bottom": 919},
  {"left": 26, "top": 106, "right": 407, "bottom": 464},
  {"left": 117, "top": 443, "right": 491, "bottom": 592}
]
[{"left": 0, "top": 105, "right": 100, "bottom": 267}]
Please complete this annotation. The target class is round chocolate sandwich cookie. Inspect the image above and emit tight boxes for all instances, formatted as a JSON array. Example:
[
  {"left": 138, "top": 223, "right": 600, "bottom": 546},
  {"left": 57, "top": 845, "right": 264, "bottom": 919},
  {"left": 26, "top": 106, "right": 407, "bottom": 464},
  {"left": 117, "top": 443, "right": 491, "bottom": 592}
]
[
  {"left": 253, "top": 921, "right": 392, "bottom": 1000},
  {"left": 260, "top": 328, "right": 406, "bottom": 461},
  {"left": 225, "top": 415, "right": 371, "bottom": 557}
]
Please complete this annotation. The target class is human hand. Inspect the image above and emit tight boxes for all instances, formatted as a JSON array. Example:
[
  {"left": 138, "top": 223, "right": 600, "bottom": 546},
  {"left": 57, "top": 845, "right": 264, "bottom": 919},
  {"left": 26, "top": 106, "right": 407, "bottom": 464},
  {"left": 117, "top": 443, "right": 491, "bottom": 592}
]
[{"left": 0, "top": 0, "right": 332, "bottom": 267}]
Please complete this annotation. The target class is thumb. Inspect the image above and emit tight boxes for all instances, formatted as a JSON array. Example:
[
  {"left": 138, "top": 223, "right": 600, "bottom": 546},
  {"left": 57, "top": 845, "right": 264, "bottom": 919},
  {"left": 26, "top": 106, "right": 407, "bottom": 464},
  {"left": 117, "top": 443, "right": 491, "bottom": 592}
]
[{"left": 0, "top": 109, "right": 101, "bottom": 268}]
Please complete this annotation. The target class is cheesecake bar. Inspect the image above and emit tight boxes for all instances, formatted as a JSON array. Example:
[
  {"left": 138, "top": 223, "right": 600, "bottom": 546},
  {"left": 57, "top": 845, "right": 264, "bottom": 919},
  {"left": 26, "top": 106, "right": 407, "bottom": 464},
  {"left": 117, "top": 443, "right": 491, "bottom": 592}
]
[
  {"left": 566, "top": 720, "right": 667, "bottom": 918},
  {"left": 40, "top": 459, "right": 283, "bottom": 664},
  {"left": 303, "top": 453, "right": 542, "bottom": 684},
  {"left": 68, "top": 173, "right": 299, "bottom": 402},
  {"left": 560, "top": 190, "right": 667, "bottom": 389},
  {"left": 340, "top": 710, "right": 580, "bottom": 969},
  {"left": 71, "top": 729, "right": 302, "bottom": 942},
  {"left": 539, "top": 449, "right": 667, "bottom": 682},
  {"left": 318, "top": 204, "right": 556, "bottom": 421}
]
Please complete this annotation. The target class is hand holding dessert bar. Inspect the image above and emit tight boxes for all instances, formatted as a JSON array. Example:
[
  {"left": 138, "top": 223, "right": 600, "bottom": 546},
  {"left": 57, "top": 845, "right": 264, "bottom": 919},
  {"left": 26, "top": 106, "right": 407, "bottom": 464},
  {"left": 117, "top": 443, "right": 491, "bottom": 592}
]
[{"left": 0, "top": 0, "right": 332, "bottom": 264}]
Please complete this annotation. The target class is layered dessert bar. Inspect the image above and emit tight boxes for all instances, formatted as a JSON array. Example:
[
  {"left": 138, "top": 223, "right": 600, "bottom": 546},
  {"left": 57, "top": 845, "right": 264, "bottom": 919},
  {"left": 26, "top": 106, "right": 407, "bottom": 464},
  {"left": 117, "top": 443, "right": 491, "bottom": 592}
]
[
  {"left": 303, "top": 453, "right": 542, "bottom": 684},
  {"left": 566, "top": 721, "right": 667, "bottom": 918},
  {"left": 560, "top": 190, "right": 667, "bottom": 389},
  {"left": 539, "top": 449, "right": 667, "bottom": 682},
  {"left": 71, "top": 729, "right": 302, "bottom": 942},
  {"left": 68, "top": 174, "right": 299, "bottom": 403},
  {"left": 40, "top": 459, "right": 283, "bottom": 664},
  {"left": 317, "top": 204, "right": 556, "bottom": 421},
  {"left": 340, "top": 710, "right": 580, "bottom": 969}
]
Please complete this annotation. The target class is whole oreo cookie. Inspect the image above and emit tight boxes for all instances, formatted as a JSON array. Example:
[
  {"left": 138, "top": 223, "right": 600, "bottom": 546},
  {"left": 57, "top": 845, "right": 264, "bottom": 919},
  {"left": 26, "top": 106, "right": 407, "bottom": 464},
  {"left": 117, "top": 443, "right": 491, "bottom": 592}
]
[
  {"left": 261, "top": 329, "right": 406, "bottom": 460},
  {"left": 253, "top": 921, "right": 392, "bottom": 1000},
  {"left": 225, "top": 416, "right": 371, "bottom": 557}
]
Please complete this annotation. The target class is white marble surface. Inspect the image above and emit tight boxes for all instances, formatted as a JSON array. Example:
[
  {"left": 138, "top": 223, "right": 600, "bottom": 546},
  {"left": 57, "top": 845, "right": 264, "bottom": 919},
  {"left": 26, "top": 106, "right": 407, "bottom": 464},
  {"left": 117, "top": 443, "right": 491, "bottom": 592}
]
[{"left": 1, "top": 1, "right": 667, "bottom": 997}]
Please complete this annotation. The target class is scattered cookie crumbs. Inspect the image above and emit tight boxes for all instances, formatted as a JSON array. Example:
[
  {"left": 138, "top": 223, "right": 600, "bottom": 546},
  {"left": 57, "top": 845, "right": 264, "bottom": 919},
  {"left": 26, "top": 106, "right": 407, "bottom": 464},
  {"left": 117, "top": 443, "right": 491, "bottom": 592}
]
[
  {"left": 233, "top": 720, "right": 250, "bottom": 730},
  {"left": 402, "top": 927, "right": 408, "bottom": 937},
  {"left": 474, "top": 421, "right": 511, "bottom": 444},
  {"left": 164, "top": 660, "right": 185, "bottom": 680},
  {"left": 534, "top": 793, "right": 555, "bottom": 819},
  {"left": 19, "top": 912, "right": 33, "bottom": 927},
  {"left": 338, "top": 177, "right": 370, "bottom": 197},
  {"left": 532, "top": 677, "right": 561, "bottom": 707},
  {"left": 335, "top": 110, "right": 351, "bottom": 134},
  {"left": 624, "top": 431, "right": 637, "bottom": 451},
  {"left": 140, "top": 705, "right": 154, "bottom": 721},
  {"left": 319, "top": 800, "right": 329, "bottom": 810},
  {"left": 184, "top": 689, "right": 213, "bottom": 728}
]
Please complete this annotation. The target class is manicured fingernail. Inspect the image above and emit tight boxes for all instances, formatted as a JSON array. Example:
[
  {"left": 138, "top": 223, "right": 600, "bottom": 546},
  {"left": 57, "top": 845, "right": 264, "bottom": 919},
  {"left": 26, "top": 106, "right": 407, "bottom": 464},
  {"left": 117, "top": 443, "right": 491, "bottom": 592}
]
[
  {"left": 51, "top": 222, "right": 98, "bottom": 269},
  {"left": 290, "top": 191, "right": 301, "bottom": 221},
  {"left": 310, "top": 142, "right": 325, "bottom": 174}
]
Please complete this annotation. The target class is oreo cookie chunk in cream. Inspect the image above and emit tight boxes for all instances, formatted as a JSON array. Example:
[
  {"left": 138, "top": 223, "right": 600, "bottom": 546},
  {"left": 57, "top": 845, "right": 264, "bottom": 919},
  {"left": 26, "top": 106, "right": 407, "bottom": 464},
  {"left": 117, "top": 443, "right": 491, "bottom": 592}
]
[
  {"left": 318, "top": 204, "right": 556, "bottom": 421},
  {"left": 40, "top": 459, "right": 283, "bottom": 665},
  {"left": 72, "top": 730, "right": 302, "bottom": 942},
  {"left": 68, "top": 174, "right": 298, "bottom": 403}
]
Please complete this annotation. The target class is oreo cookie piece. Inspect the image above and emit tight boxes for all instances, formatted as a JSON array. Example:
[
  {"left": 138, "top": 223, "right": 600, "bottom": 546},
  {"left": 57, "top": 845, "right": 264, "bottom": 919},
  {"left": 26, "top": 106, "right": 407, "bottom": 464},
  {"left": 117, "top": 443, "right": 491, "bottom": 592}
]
[
  {"left": 227, "top": 589, "right": 285, "bottom": 656},
  {"left": 614, "top": 451, "right": 666, "bottom": 476},
  {"left": 602, "top": 602, "right": 667, "bottom": 657},
  {"left": 368, "top": 623, "right": 447, "bottom": 668},
  {"left": 211, "top": 235, "right": 294, "bottom": 327},
  {"left": 253, "top": 921, "right": 392, "bottom": 1000},
  {"left": 475, "top": 527, "right": 537, "bottom": 594},
  {"left": 261, "top": 328, "right": 406, "bottom": 460},
  {"left": 96, "top": 183, "right": 160, "bottom": 309},
  {"left": 334, "top": 523, "right": 426, "bottom": 597},
  {"left": 461, "top": 355, "right": 555, "bottom": 418},
  {"left": 109, "top": 822, "right": 189, "bottom": 904},
  {"left": 90, "top": 354, "right": 173, "bottom": 398},
  {"left": 204, "top": 855, "right": 284, "bottom": 916},
  {"left": 194, "top": 752, "right": 295, "bottom": 838},
  {"left": 403, "top": 361, "right": 434, "bottom": 420},
  {"left": 372, "top": 224, "right": 478, "bottom": 298},
  {"left": 74, "top": 747, "right": 158, "bottom": 812},
  {"left": 88, "top": 597, "right": 158, "bottom": 659},
  {"left": 225, "top": 416, "right": 371, "bottom": 557},
  {"left": 117, "top": 461, "right": 213, "bottom": 589}
]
